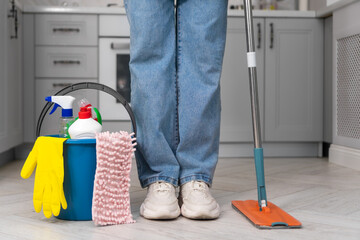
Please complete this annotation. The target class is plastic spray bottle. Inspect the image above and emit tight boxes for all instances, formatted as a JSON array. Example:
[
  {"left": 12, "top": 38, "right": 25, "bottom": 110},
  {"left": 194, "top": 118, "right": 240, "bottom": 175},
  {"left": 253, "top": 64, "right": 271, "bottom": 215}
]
[{"left": 45, "top": 96, "right": 76, "bottom": 138}]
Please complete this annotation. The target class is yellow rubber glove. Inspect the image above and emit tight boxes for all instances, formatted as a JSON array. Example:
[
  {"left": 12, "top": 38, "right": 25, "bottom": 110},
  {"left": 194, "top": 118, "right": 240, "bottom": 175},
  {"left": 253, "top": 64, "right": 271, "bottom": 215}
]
[{"left": 21, "top": 136, "right": 68, "bottom": 218}]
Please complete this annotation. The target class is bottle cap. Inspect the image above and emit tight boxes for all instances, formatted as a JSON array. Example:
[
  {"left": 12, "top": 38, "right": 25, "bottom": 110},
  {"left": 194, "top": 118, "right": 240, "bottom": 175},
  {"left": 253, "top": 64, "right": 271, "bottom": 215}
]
[{"left": 78, "top": 107, "right": 91, "bottom": 119}]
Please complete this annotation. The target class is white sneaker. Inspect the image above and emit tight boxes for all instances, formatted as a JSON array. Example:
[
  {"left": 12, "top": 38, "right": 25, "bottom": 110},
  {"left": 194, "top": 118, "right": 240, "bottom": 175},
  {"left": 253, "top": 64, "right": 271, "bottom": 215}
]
[
  {"left": 179, "top": 181, "right": 220, "bottom": 219},
  {"left": 140, "top": 182, "right": 180, "bottom": 220}
]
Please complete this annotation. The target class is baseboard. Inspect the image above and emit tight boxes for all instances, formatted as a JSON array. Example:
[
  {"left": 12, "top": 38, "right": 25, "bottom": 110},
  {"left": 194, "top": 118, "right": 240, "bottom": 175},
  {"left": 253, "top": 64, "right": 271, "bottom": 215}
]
[
  {"left": 0, "top": 148, "right": 15, "bottom": 167},
  {"left": 15, "top": 143, "right": 33, "bottom": 160},
  {"left": 329, "top": 144, "right": 360, "bottom": 171},
  {"left": 219, "top": 142, "right": 321, "bottom": 158}
]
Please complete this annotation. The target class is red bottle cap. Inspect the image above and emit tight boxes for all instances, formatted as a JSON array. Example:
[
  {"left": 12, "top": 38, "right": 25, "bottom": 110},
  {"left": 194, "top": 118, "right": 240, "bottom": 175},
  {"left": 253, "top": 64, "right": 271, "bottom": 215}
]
[{"left": 78, "top": 107, "right": 91, "bottom": 119}]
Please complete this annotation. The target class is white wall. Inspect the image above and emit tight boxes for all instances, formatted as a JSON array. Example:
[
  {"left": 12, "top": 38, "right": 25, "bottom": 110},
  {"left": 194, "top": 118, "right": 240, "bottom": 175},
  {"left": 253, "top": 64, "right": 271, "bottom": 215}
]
[
  {"left": 309, "top": 0, "right": 327, "bottom": 10},
  {"left": 327, "top": 0, "right": 342, "bottom": 6}
]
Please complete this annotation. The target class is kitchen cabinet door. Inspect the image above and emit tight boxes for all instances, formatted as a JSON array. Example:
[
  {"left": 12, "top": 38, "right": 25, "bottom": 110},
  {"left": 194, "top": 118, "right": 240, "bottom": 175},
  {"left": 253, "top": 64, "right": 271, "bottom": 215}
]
[
  {"left": 220, "top": 17, "right": 265, "bottom": 142},
  {"left": 264, "top": 18, "right": 323, "bottom": 141},
  {"left": 0, "top": 1, "right": 23, "bottom": 153}
]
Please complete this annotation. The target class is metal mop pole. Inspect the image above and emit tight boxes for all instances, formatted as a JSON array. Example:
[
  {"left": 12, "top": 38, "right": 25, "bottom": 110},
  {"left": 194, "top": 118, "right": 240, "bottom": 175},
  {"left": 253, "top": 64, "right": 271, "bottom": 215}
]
[{"left": 243, "top": 0, "right": 268, "bottom": 210}]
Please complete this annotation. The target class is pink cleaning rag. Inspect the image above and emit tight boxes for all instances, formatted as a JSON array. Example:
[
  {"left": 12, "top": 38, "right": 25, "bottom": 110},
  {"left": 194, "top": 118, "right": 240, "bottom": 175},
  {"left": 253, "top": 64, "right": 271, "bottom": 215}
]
[{"left": 92, "top": 131, "right": 136, "bottom": 226}]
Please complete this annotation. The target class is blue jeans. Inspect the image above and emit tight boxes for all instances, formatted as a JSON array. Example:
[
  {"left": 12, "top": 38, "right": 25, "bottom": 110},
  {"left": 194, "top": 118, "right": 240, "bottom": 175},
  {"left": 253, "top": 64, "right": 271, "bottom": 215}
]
[{"left": 124, "top": 0, "right": 228, "bottom": 188}]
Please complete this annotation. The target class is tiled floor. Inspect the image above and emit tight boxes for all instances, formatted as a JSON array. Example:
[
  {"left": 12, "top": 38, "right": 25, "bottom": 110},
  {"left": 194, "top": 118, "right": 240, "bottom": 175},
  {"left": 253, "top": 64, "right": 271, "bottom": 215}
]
[{"left": 0, "top": 157, "right": 359, "bottom": 240}]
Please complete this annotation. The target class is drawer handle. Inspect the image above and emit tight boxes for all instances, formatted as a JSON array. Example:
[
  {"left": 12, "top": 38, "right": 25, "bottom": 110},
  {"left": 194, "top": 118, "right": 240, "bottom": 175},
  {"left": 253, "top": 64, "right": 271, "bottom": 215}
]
[
  {"left": 8, "top": 0, "right": 18, "bottom": 39},
  {"left": 270, "top": 23, "right": 274, "bottom": 49},
  {"left": 53, "top": 28, "right": 80, "bottom": 33},
  {"left": 257, "top": 23, "right": 261, "bottom": 49},
  {"left": 53, "top": 60, "right": 81, "bottom": 65},
  {"left": 53, "top": 83, "right": 72, "bottom": 88},
  {"left": 111, "top": 42, "right": 130, "bottom": 50}
]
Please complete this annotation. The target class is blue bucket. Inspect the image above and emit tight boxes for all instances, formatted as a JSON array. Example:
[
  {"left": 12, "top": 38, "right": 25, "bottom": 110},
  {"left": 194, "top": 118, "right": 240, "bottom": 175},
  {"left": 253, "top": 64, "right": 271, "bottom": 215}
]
[
  {"left": 57, "top": 138, "right": 97, "bottom": 220},
  {"left": 36, "top": 83, "right": 137, "bottom": 221}
]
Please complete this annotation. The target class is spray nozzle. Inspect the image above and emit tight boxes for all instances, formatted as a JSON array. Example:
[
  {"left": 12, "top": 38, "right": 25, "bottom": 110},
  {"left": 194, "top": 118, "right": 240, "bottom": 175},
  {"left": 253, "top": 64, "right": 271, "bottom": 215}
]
[
  {"left": 45, "top": 96, "right": 76, "bottom": 117},
  {"left": 77, "top": 98, "right": 102, "bottom": 125}
]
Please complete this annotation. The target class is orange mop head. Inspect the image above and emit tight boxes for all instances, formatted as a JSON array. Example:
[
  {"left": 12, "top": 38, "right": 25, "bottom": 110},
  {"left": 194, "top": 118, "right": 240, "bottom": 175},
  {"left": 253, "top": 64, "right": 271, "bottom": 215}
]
[{"left": 92, "top": 131, "right": 136, "bottom": 226}]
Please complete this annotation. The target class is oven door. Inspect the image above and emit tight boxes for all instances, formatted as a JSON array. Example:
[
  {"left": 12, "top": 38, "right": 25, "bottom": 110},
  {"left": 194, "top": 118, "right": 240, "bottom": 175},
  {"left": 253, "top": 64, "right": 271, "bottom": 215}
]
[{"left": 99, "top": 38, "right": 131, "bottom": 120}]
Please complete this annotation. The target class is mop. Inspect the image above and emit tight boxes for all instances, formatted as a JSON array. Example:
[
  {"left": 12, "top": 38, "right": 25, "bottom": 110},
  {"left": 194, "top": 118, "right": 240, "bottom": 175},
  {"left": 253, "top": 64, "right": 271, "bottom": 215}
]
[
  {"left": 92, "top": 131, "right": 136, "bottom": 226},
  {"left": 231, "top": 0, "right": 302, "bottom": 229}
]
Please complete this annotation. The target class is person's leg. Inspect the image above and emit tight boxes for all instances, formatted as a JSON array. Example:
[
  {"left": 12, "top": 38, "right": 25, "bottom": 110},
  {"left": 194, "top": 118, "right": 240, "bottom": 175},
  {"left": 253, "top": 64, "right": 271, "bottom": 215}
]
[
  {"left": 176, "top": 0, "right": 228, "bottom": 186},
  {"left": 175, "top": 0, "right": 228, "bottom": 220},
  {"left": 125, "top": 0, "right": 179, "bottom": 188}
]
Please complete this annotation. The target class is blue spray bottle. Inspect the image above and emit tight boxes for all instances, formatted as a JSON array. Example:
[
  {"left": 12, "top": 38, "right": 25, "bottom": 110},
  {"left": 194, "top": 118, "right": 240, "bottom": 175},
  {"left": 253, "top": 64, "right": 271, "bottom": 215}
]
[{"left": 45, "top": 96, "right": 76, "bottom": 138}]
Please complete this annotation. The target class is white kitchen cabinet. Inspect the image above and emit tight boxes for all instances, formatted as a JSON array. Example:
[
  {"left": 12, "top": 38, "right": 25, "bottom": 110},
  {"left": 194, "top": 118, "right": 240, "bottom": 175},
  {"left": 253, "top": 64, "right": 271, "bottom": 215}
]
[
  {"left": 220, "top": 17, "right": 323, "bottom": 143},
  {"left": 99, "top": 15, "right": 129, "bottom": 37},
  {"left": 323, "top": 16, "right": 333, "bottom": 143},
  {"left": 23, "top": 14, "right": 36, "bottom": 142},
  {"left": 23, "top": 13, "right": 99, "bottom": 141},
  {"left": 329, "top": 1, "right": 360, "bottom": 170},
  {"left": 332, "top": 1, "right": 360, "bottom": 149},
  {"left": 264, "top": 18, "right": 323, "bottom": 141},
  {"left": 220, "top": 17, "right": 265, "bottom": 142},
  {"left": 0, "top": 0, "right": 23, "bottom": 153}
]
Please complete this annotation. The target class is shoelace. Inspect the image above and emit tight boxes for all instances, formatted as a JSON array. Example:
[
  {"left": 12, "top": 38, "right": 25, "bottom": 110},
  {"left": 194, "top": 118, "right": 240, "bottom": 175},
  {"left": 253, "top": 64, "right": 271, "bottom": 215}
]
[
  {"left": 188, "top": 181, "right": 209, "bottom": 199},
  {"left": 153, "top": 182, "right": 173, "bottom": 192}
]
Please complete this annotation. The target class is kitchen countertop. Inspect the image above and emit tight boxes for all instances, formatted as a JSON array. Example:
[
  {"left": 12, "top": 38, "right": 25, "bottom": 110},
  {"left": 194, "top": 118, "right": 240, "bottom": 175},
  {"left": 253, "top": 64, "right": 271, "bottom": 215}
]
[
  {"left": 228, "top": 10, "right": 315, "bottom": 17},
  {"left": 20, "top": 0, "right": 360, "bottom": 18},
  {"left": 22, "top": 5, "right": 316, "bottom": 17},
  {"left": 22, "top": 5, "right": 128, "bottom": 15}
]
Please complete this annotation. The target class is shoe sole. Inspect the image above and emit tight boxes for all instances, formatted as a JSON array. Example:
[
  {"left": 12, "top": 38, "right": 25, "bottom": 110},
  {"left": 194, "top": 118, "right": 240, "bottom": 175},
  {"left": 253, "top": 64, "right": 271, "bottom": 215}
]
[
  {"left": 140, "top": 204, "right": 181, "bottom": 220},
  {"left": 181, "top": 203, "right": 220, "bottom": 220}
]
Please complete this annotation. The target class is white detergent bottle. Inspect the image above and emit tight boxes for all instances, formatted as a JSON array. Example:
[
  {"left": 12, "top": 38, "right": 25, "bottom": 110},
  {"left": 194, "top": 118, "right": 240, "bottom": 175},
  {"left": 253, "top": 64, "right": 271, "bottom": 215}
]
[{"left": 68, "top": 107, "right": 102, "bottom": 139}]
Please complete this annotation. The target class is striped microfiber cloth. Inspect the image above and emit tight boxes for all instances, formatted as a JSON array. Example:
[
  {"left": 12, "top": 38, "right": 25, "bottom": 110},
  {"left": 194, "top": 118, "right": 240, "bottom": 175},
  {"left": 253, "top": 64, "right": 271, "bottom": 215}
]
[{"left": 92, "top": 131, "right": 136, "bottom": 226}]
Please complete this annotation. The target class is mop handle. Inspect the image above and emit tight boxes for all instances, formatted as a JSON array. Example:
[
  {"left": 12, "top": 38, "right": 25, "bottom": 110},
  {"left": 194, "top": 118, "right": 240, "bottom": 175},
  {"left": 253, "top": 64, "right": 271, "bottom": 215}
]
[
  {"left": 243, "top": 0, "right": 262, "bottom": 149},
  {"left": 243, "top": 0, "right": 268, "bottom": 209}
]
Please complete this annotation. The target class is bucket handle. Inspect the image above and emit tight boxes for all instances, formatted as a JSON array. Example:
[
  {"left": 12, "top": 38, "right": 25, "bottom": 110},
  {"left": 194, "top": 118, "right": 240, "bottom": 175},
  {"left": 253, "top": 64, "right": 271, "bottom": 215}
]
[{"left": 36, "top": 82, "right": 136, "bottom": 138}]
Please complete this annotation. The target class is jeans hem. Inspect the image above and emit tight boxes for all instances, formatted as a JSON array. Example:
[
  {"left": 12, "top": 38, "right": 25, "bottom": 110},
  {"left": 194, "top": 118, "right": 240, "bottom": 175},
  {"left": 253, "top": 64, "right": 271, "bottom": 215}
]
[
  {"left": 141, "top": 176, "right": 179, "bottom": 188},
  {"left": 179, "top": 175, "right": 213, "bottom": 187}
]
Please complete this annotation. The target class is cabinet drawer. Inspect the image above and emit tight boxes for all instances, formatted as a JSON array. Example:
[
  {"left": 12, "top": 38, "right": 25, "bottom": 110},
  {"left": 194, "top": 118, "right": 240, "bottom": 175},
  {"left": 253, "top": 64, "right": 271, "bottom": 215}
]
[
  {"left": 35, "top": 14, "right": 98, "bottom": 46},
  {"left": 99, "top": 15, "right": 129, "bottom": 37},
  {"left": 35, "top": 79, "right": 98, "bottom": 136},
  {"left": 36, "top": 46, "right": 98, "bottom": 78}
]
